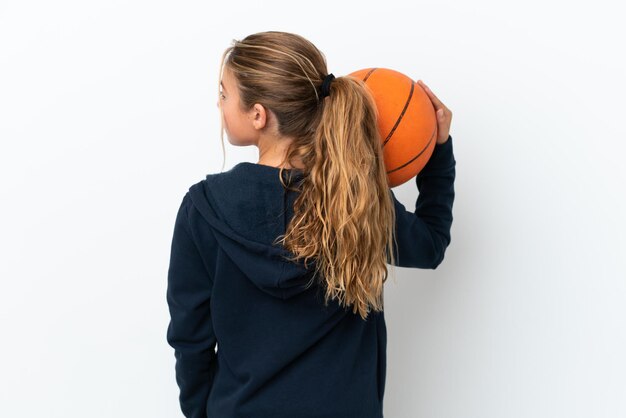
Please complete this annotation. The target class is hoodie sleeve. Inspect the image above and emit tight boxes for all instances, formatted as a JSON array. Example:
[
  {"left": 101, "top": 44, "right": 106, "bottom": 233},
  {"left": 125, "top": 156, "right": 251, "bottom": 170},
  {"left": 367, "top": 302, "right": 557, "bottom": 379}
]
[
  {"left": 166, "top": 192, "right": 217, "bottom": 418},
  {"left": 389, "top": 134, "right": 456, "bottom": 269}
]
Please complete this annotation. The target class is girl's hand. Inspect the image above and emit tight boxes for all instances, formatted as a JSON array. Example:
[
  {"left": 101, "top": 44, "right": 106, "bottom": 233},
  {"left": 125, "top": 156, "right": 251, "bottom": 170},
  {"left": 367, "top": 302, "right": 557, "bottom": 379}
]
[{"left": 417, "top": 80, "right": 452, "bottom": 145}]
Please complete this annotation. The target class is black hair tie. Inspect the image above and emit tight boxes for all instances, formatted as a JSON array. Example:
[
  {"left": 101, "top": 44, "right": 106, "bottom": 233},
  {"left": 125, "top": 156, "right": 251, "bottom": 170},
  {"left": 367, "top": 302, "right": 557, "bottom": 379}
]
[{"left": 320, "top": 73, "right": 335, "bottom": 98}]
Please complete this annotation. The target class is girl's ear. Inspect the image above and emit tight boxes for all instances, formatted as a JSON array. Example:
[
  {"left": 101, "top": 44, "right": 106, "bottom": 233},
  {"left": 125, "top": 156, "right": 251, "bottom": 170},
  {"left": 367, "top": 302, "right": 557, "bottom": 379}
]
[{"left": 251, "top": 103, "right": 268, "bottom": 130}]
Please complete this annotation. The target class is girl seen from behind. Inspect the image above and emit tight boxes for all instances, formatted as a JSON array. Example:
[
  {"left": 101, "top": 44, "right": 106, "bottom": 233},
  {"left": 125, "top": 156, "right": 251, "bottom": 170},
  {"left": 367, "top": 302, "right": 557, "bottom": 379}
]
[{"left": 166, "top": 30, "right": 455, "bottom": 417}]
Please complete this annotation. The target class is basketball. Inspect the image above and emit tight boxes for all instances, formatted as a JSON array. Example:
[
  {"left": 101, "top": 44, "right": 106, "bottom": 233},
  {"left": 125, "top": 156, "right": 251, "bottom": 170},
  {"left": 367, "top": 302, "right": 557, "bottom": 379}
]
[{"left": 347, "top": 68, "right": 438, "bottom": 188}]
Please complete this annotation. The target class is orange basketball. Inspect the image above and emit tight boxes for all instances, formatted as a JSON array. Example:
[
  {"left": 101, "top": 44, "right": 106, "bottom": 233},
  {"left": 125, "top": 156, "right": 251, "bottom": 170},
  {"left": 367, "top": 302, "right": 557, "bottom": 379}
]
[{"left": 348, "top": 68, "right": 438, "bottom": 188}]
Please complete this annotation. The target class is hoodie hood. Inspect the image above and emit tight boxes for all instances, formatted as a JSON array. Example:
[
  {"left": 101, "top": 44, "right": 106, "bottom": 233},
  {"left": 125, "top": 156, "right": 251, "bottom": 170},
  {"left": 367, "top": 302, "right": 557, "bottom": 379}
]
[{"left": 188, "top": 162, "right": 318, "bottom": 300}]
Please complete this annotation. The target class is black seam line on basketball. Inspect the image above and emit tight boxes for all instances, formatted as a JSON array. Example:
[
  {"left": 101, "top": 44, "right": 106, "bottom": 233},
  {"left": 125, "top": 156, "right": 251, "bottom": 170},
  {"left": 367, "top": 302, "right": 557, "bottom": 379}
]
[
  {"left": 362, "top": 68, "right": 378, "bottom": 83},
  {"left": 386, "top": 127, "right": 437, "bottom": 174},
  {"left": 383, "top": 81, "right": 414, "bottom": 147}
]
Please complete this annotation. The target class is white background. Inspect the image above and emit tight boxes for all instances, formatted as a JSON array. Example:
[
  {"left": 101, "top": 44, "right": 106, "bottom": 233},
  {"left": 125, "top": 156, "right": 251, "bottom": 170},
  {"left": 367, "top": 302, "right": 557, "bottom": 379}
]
[{"left": 1, "top": 1, "right": 625, "bottom": 417}]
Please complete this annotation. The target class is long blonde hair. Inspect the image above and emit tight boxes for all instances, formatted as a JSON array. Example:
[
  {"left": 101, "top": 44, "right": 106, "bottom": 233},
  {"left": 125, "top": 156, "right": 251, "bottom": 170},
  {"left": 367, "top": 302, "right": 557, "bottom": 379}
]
[{"left": 217, "top": 31, "right": 397, "bottom": 320}]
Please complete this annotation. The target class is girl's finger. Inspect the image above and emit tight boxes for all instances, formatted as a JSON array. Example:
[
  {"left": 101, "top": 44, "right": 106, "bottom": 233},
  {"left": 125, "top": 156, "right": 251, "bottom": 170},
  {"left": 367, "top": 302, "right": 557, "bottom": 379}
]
[
  {"left": 421, "top": 82, "right": 442, "bottom": 106},
  {"left": 417, "top": 80, "right": 445, "bottom": 109}
]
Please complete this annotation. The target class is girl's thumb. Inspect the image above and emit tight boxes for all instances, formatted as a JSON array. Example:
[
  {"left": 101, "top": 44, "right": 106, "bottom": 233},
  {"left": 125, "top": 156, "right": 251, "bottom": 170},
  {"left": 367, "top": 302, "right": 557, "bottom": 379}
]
[{"left": 437, "top": 109, "right": 444, "bottom": 119}]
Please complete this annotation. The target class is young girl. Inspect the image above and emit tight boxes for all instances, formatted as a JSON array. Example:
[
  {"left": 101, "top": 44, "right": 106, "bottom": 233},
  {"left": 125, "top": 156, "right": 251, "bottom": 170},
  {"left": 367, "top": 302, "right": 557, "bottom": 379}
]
[{"left": 166, "top": 30, "right": 455, "bottom": 418}]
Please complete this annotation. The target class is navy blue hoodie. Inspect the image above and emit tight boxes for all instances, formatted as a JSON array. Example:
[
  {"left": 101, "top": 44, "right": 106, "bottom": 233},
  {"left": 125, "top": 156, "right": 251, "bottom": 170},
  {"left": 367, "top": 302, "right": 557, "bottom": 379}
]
[{"left": 166, "top": 135, "right": 456, "bottom": 417}]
